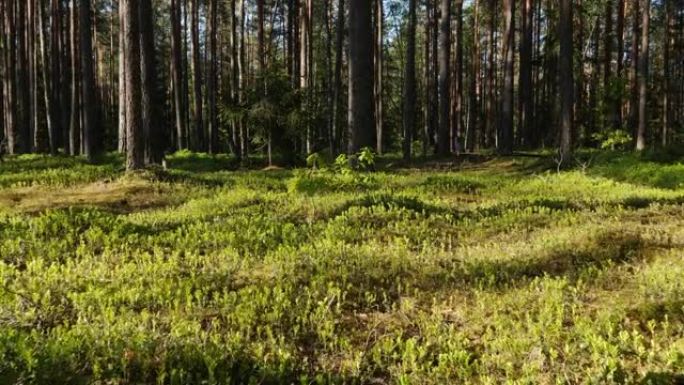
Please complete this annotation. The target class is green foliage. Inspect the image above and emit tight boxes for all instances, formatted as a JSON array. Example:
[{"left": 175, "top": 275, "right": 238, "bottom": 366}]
[
  {"left": 592, "top": 130, "right": 633, "bottom": 150},
  {"left": 0, "top": 153, "right": 683, "bottom": 384}
]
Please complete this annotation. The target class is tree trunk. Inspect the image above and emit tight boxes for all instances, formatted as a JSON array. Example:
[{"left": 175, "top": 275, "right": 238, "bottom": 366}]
[
  {"left": 80, "top": 0, "right": 98, "bottom": 161},
  {"left": 519, "top": 0, "right": 534, "bottom": 147},
  {"left": 190, "top": 0, "right": 204, "bottom": 151},
  {"left": 452, "top": 0, "right": 463, "bottom": 153},
  {"left": 331, "top": 0, "right": 345, "bottom": 155},
  {"left": 140, "top": 0, "right": 163, "bottom": 163},
  {"left": 347, "top": 0, "right": 375, "bottom": 153},
  {"left": 122, "top": 0, "right": 143, "bottom": 170},
  {"left": 559, "top": 0, "right": 574, "bottom": 158},
  {"left": 170, "top": 0, "right": 186, "bottom": 150},
  {"left": 437, "top": 0, "right": 451, "bottom": 156},
  {"left": 69, "top": 0, "right": 80, "bottom": 155},
  {"left": 662, "top": 0, "right": 671, "bottom": 146},
  {"left": 207, "top": 0, "right": 219, "bottom": 154},
  {"left": 467, "top": 0, "right": 480, "bottom": 151},
  {"left": 498, "top": 0, "right": 514, "bottom": 154},
  {"left": 635, "top": 0, "right": 649, "bottom": 151},
  {"left": 403, "top": 0, "right": 417, "bottom": 161},
  {"left": 374, "top": 0, "right": 383, "bottom": 154},
  {"left": 17, "top": 0, "right": 31, "bottom": 153},
  {"left": 2, "top": 0, "right": 17, "bottom": 153}
]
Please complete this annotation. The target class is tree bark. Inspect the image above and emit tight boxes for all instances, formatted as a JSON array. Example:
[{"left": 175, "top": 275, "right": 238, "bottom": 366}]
[
  {"left": 374, "top": 0, "right": 383, "bottom": 154},
  {"left": 436, "top": 0, "right": 451, "bottom": 156},
  {"left": 122, "top": 0, "right": 143, "bottom": 170},
  {"left": 331, "top": 0, "right": 345, "bottom": 155},
  {"left": 190, "top": 0, "right": 204, "bottom": 151},
  {"left": 139, "top": 0, "right": 163, "bottom": 163},
  {"left": 519, "top": 0, "right": 534, "bottom": 147},
  {"left": 207, "top": 0, "right": 219, "bottom": 154},
  {"left": 347, "top": 0, "right": 375, "bottom": 153},
  {"left": 559, "top": 0, "right": 574, "bottom": 158},
  {"left": 467, "top": 0, "right": 480, "bottom": 151},
  {"left": 403, "top": 0, "right": 417, "bottom": 161},
  {"left": 69, "top": 0, "right": 80, "bottom": 155},
  {"left": 635, "top": 0, "right": 649, "bottom": 151},
  {"left": 80, "top": 0, "right": 98, "bottom": 161},
  {"left": 498, "top": 0, "right": 514, "bottom": 155}
]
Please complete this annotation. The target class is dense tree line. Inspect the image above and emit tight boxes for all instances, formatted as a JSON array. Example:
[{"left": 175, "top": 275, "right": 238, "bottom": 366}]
[{"left": 0, "top": 0, "right": 682, "bottom": 170}]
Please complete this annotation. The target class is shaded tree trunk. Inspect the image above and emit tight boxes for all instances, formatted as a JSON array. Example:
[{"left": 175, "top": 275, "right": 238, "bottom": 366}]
[
  {"left": 69, "top": 0, "right": 80, "bottom": 155},
  {"left": 403, "top": 0, "right": 417, "bottom": 161},
  {"left": 207, "top": 0, "right": 218, "bottom": 154},
  {"left": 190, "top": 0, "right": 204, "bottom": 151},
  {"left": 435, "top": 0, "right": 452, "bottom": 156},
  {"left": 519, "top": 0, "right": 534, "bottom": 147},
  {"left": 331, "top": 0, "right": 345, "bottom": 155},
  {"left": 140, "top": 0, "right": 163, "bottom": 163},
  {"left": 347, "top": 0, "right": 375, "bottom": 153},
  {"left": 498, "top": 0, "right": 514, "bottom": 154},
  {"left": 559, "top": 0, "right": 574, "bottom": 158},
  {"left": 374, "top": 0, "right": 383, "bottom": 154},
  {"left": 80, "top": 0, "right": 98, "bottom": 161}
]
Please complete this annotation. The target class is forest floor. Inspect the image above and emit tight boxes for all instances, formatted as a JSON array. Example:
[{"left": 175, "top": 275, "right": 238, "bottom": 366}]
[{"left": 0, "top": 151, "right": 683, "bottom": 384}]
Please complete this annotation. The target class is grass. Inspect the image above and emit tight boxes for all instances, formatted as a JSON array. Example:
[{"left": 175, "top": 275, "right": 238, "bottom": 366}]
[{"left": 0, "top": 151, "right": 683, "bottom": 384}]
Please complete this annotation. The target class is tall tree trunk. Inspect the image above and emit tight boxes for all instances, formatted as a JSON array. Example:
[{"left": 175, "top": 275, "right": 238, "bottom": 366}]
[
  {"left": 519, "top": 0, "right": 534, "bottom": 147},
  {"left": 190, "top": 0, "right": 204, "bottom": 151},
  {"left": 662, "top": 0, "right": 672, "bottom": 146},
  {"left": 629, "top": 0, "right": 639, "bottom": 135},
  {"left": 635, "top": 0, "right": 649, "bottom": 150},
  {"left": 485, "top": 0, "right": 496, "bottom": 148},
  {"left": 559, "top": 0, "right": 574, "bottom": 158},
  {"left": 122, "top": 0, "right": 143, "bottom": 170},
  {"left": 140, "top": 0, "right": 162, "bottom": 163},
  {"left": 80, "top": 0, "right": 98, "bottom": 161},
  {"left": 69, "top": 0, "right": 80, "bottom": 155},
  {"left": 118, "top": 3, "right": 126, "bottom": 152},
  {"left": 452, "top": 0, "right": 463, "bottom": 153},
  {"left": 498, "top": 0, "right": 514, "bottom": 154},
  {"left": 403, "top": 0, "right": 417, "bottom": 161},
  {"left": 467, "top": 0, "right": 480, "bottom": 151},
  {"left": 207, "top": 0, "right": 219, "bottom": 154},
  {"left": 170, "top": 0, "right": 186, "bottom": 150},
  {"left": 2, "top": 0, "right": 17, "bottom": 153},
  {"left": 437, "top": 0, "right": 451, "bottom": 156},
  {"left": 46, "top": 0, "right": 61, "bottom": 154},
  {"left": 374, "top": 0, "right": 383, "bottom": 154},
  {"left": 331, "top": 0, "right": 345, "bottom": 155},
  {"left": 615, "top": 0, "right": 625, "bottom": 129},
  {"left": 347, "top": 0, "right": 375, "bottom": 153},
  {"left": 17, "top": 0, "right": 30, "bottom": 153}
]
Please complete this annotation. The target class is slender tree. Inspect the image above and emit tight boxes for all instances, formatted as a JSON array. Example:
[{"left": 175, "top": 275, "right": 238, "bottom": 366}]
[
  {"left": 498, "top": 0, "right": 514, "bottom": 154},
  {"left": 347, "top": 0, "right": 375, "bottom": 153},
  {"left": 436, "top": 0, "right": 450, "bottom": 156},
  {"left": 559, "top": 0, "right": 574, "bottom": 158},
  {"left": 79, "top": 0, "right": 98, "bottom": 160},
  {"left": 190, "top": 0, "right": 204, "bottom": 150},
  {"left": 519, "top": 0, "right": 534, "bottom": 147},
  {"left": 331, "top": 0, "right": 345, "bottom": 155},
  {"left": 403, "top": 0, "right": 417, "bottom": 161},
  {"left": 635, "top": 0, "right": 649, "bottom": 150}
]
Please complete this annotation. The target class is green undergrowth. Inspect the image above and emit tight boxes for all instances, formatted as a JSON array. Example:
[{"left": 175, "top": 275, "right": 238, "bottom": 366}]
[{"left": 0, "top": 153, "right": 683, "bottom": 384}]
